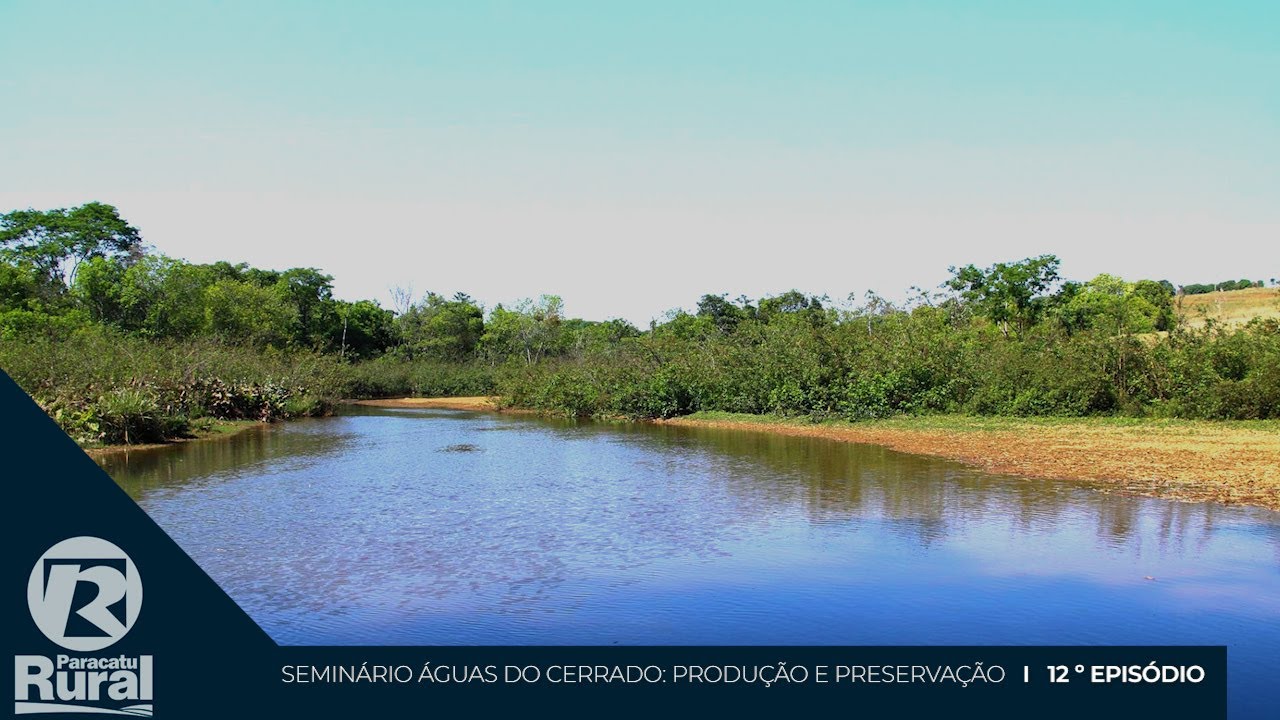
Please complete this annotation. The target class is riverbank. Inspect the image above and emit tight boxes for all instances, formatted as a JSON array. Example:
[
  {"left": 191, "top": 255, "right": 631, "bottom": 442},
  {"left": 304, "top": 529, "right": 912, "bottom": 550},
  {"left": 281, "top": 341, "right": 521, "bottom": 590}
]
[
  {"left": 658, "top": 412, "right": 1280, "bottom": 511},
  {"left": 82, "top": 419, "right": 267, "bottom": 457}
]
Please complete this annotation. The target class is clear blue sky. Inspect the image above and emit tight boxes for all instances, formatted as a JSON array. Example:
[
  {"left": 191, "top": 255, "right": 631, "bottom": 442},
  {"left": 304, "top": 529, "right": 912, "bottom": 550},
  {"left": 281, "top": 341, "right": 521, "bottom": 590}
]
[{"left": 2, "top": 1, "right": 1276, "bottom": 323}]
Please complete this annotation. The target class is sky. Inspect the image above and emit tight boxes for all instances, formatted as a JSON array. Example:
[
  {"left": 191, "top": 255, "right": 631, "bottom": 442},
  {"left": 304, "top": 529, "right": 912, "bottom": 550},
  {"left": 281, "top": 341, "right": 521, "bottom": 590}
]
[{"left": 1, "top": 1, "right": 1276, "bottom": 324}]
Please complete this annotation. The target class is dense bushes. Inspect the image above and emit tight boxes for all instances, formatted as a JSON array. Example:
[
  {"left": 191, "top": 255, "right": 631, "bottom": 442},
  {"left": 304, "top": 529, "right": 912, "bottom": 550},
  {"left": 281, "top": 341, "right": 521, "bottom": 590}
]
[
  {"left": 488, "top": 262, "right": 1277, "bottom": 422},
  {"left": 340, "top": 356, "right": 497, "bottom": 398},
  {"left": 6, "top": 304, "right": 1278, "bottom": 445},
  {"left": 0, "top": 326, "right": 504, "bottom": 444},
  {"left": 0, "top": 327, "right": 348, "bottom": 444},
  {"left": 494, "top": 312, "right": 1280, "bottom": 422}
]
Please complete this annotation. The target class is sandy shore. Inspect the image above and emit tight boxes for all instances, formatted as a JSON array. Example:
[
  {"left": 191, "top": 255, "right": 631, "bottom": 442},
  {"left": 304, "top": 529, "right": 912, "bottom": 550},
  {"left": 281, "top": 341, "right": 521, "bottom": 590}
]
[
  {"left": 659, "top": 414, "right": 1280, "bottom": 511},
  {"left": 349, "top": 396, "right": 499, "bottom": 410}
]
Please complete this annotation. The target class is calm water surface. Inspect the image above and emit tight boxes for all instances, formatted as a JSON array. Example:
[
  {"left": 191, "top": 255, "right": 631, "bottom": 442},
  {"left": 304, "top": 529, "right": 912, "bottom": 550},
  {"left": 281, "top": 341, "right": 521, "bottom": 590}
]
[{"left": 97, "top": 407, "right": 1280, "bottom": 714}]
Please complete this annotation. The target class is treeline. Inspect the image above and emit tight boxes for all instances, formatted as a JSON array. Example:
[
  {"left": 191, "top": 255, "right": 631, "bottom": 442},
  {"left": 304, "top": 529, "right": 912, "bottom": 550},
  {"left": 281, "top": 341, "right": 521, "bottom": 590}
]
[
  {"left": 0, "top": 203, "right": 397, "bottom": 357},
  {"left": 496, "top": 257, "right": 1279, "bottom": 421},
  {"left": 3, "top": 203, "right": 1279, "bottom": 445},
  {"left": 1180, "top": 279, "right": 1272, "bottom": 295},
  {"left": 0, "top": 203, "right": 631, "bottom": 442},
  {"left": 0, "top": 203, "right": 635, "bottom": 365}
]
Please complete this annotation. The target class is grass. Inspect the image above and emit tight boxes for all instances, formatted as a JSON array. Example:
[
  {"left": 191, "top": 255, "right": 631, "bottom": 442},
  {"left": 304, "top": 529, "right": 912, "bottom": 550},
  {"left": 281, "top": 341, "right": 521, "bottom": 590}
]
[
  {"left": 1178, "top": 287, "right": 1280, "bottom": 328},
  {"left": 187, "top": 418, "right": 264, "bottom": 437}
]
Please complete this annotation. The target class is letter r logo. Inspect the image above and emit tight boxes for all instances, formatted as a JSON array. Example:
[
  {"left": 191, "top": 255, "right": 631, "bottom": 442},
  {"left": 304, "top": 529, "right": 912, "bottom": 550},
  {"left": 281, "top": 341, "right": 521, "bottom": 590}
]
[{"left": 27, "top": 537, "right": 143, "bottom": 652}]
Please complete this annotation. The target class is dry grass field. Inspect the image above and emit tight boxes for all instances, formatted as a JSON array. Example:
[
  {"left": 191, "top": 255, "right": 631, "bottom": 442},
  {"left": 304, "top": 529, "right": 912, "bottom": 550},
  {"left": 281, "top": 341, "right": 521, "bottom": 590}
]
[{"left": 1177, "top": 286, "right": 1280, "bottom": 328}]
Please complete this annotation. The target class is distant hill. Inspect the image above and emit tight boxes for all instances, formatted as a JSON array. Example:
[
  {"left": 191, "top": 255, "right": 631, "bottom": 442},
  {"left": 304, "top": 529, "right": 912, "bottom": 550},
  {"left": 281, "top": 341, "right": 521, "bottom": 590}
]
[{"left": 1177, "top": 286, "right": 1280, "bottom": 328}]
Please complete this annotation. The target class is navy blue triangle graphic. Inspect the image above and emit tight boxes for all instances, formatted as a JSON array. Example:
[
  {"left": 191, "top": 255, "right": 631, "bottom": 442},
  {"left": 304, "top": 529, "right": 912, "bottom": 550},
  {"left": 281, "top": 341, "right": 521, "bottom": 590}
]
[{"left": 1, "top": 370, "right": 277, "bottom": 718}]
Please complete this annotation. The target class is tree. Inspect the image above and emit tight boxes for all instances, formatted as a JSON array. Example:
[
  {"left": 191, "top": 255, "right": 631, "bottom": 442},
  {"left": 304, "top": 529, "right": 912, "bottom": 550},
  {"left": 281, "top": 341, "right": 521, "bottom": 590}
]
[
  {"left": 275, "top": 268, "right": 337, "bottom": 348},
  {"left": 203, "top": 279, "right": 297, "bottom": 347},
  {"left": 145, "top": 258, "right": 216, "bottom": 338},
  {"left": 0, "top": 203, "right": 142, "bottom": 291},
  {"left": 0, "top": 260, "right": 46, "bottom": 311},
  {"left": 1131, "top": 279, "right": 1176, "bottom": 332},
  {"left": 757, "top": 290, "right": 828, "bottom": 326},
  {"left": 563, "top": 317, "right": 640, "bottom": 356},
  {"left": 71, "top": 256, "right": 130, "bottom": 327},
  {"left": 946, "top": 254, "right": 1061, "bottom": 336},
  {"left": 334, "top": 300, "right": 396, "bottom": 359},
  {"left": 389, "top": 284, "right": 414, "bottom": 316},
  {"left": 1056, "top": 274, "right": 1180, "bottom": 339},
  {"left": 480, "top": 295, "right": 564, "bottom": 364},
  {"left": 396, "top": 292, "right": 485, "bottom": 361},
  {"left": 696, "top": 293, "right": 748, "bottom": 334}
]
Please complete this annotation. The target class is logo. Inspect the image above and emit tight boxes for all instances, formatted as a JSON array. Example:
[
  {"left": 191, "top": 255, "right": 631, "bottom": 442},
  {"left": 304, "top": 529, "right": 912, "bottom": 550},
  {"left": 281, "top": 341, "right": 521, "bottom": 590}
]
[
  {"left": 27, "top": 537, "right": 142, "bottom": 652},
  {"left": 17, "top": 537, "right": 152, "bottom": 716}
]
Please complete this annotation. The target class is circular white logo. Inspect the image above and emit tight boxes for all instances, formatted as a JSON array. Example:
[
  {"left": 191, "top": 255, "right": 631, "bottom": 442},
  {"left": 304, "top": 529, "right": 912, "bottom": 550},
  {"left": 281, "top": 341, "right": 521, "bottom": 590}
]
[{"left": 27, "top": 537, "right": 143, "bottom": 651}]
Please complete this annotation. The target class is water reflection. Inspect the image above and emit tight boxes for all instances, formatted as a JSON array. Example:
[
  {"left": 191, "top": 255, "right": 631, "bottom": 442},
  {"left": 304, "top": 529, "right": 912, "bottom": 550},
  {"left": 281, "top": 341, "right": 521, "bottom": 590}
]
[
  {"left": 597, "top": 421, "right": 1268, "bottom": 554},
  {"left": 96, "top": 409, "right": 1279, "bottom": 576}
]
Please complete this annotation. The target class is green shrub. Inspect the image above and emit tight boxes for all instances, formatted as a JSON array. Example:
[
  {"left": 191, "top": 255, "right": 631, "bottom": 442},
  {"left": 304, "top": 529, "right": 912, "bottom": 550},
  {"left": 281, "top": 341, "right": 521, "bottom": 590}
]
[
  {"left": 283, "top": 394, "right": 330, "bottom": 417},
  {"left": 92, "top": 388, "right": 186, "bottom": 445}
]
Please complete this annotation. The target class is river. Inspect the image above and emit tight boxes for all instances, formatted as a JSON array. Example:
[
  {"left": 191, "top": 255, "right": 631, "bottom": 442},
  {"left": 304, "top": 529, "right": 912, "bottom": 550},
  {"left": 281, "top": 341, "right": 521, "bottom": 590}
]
[{"left": 96, "top": 405, "right": 1280, "bottom": 714}]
